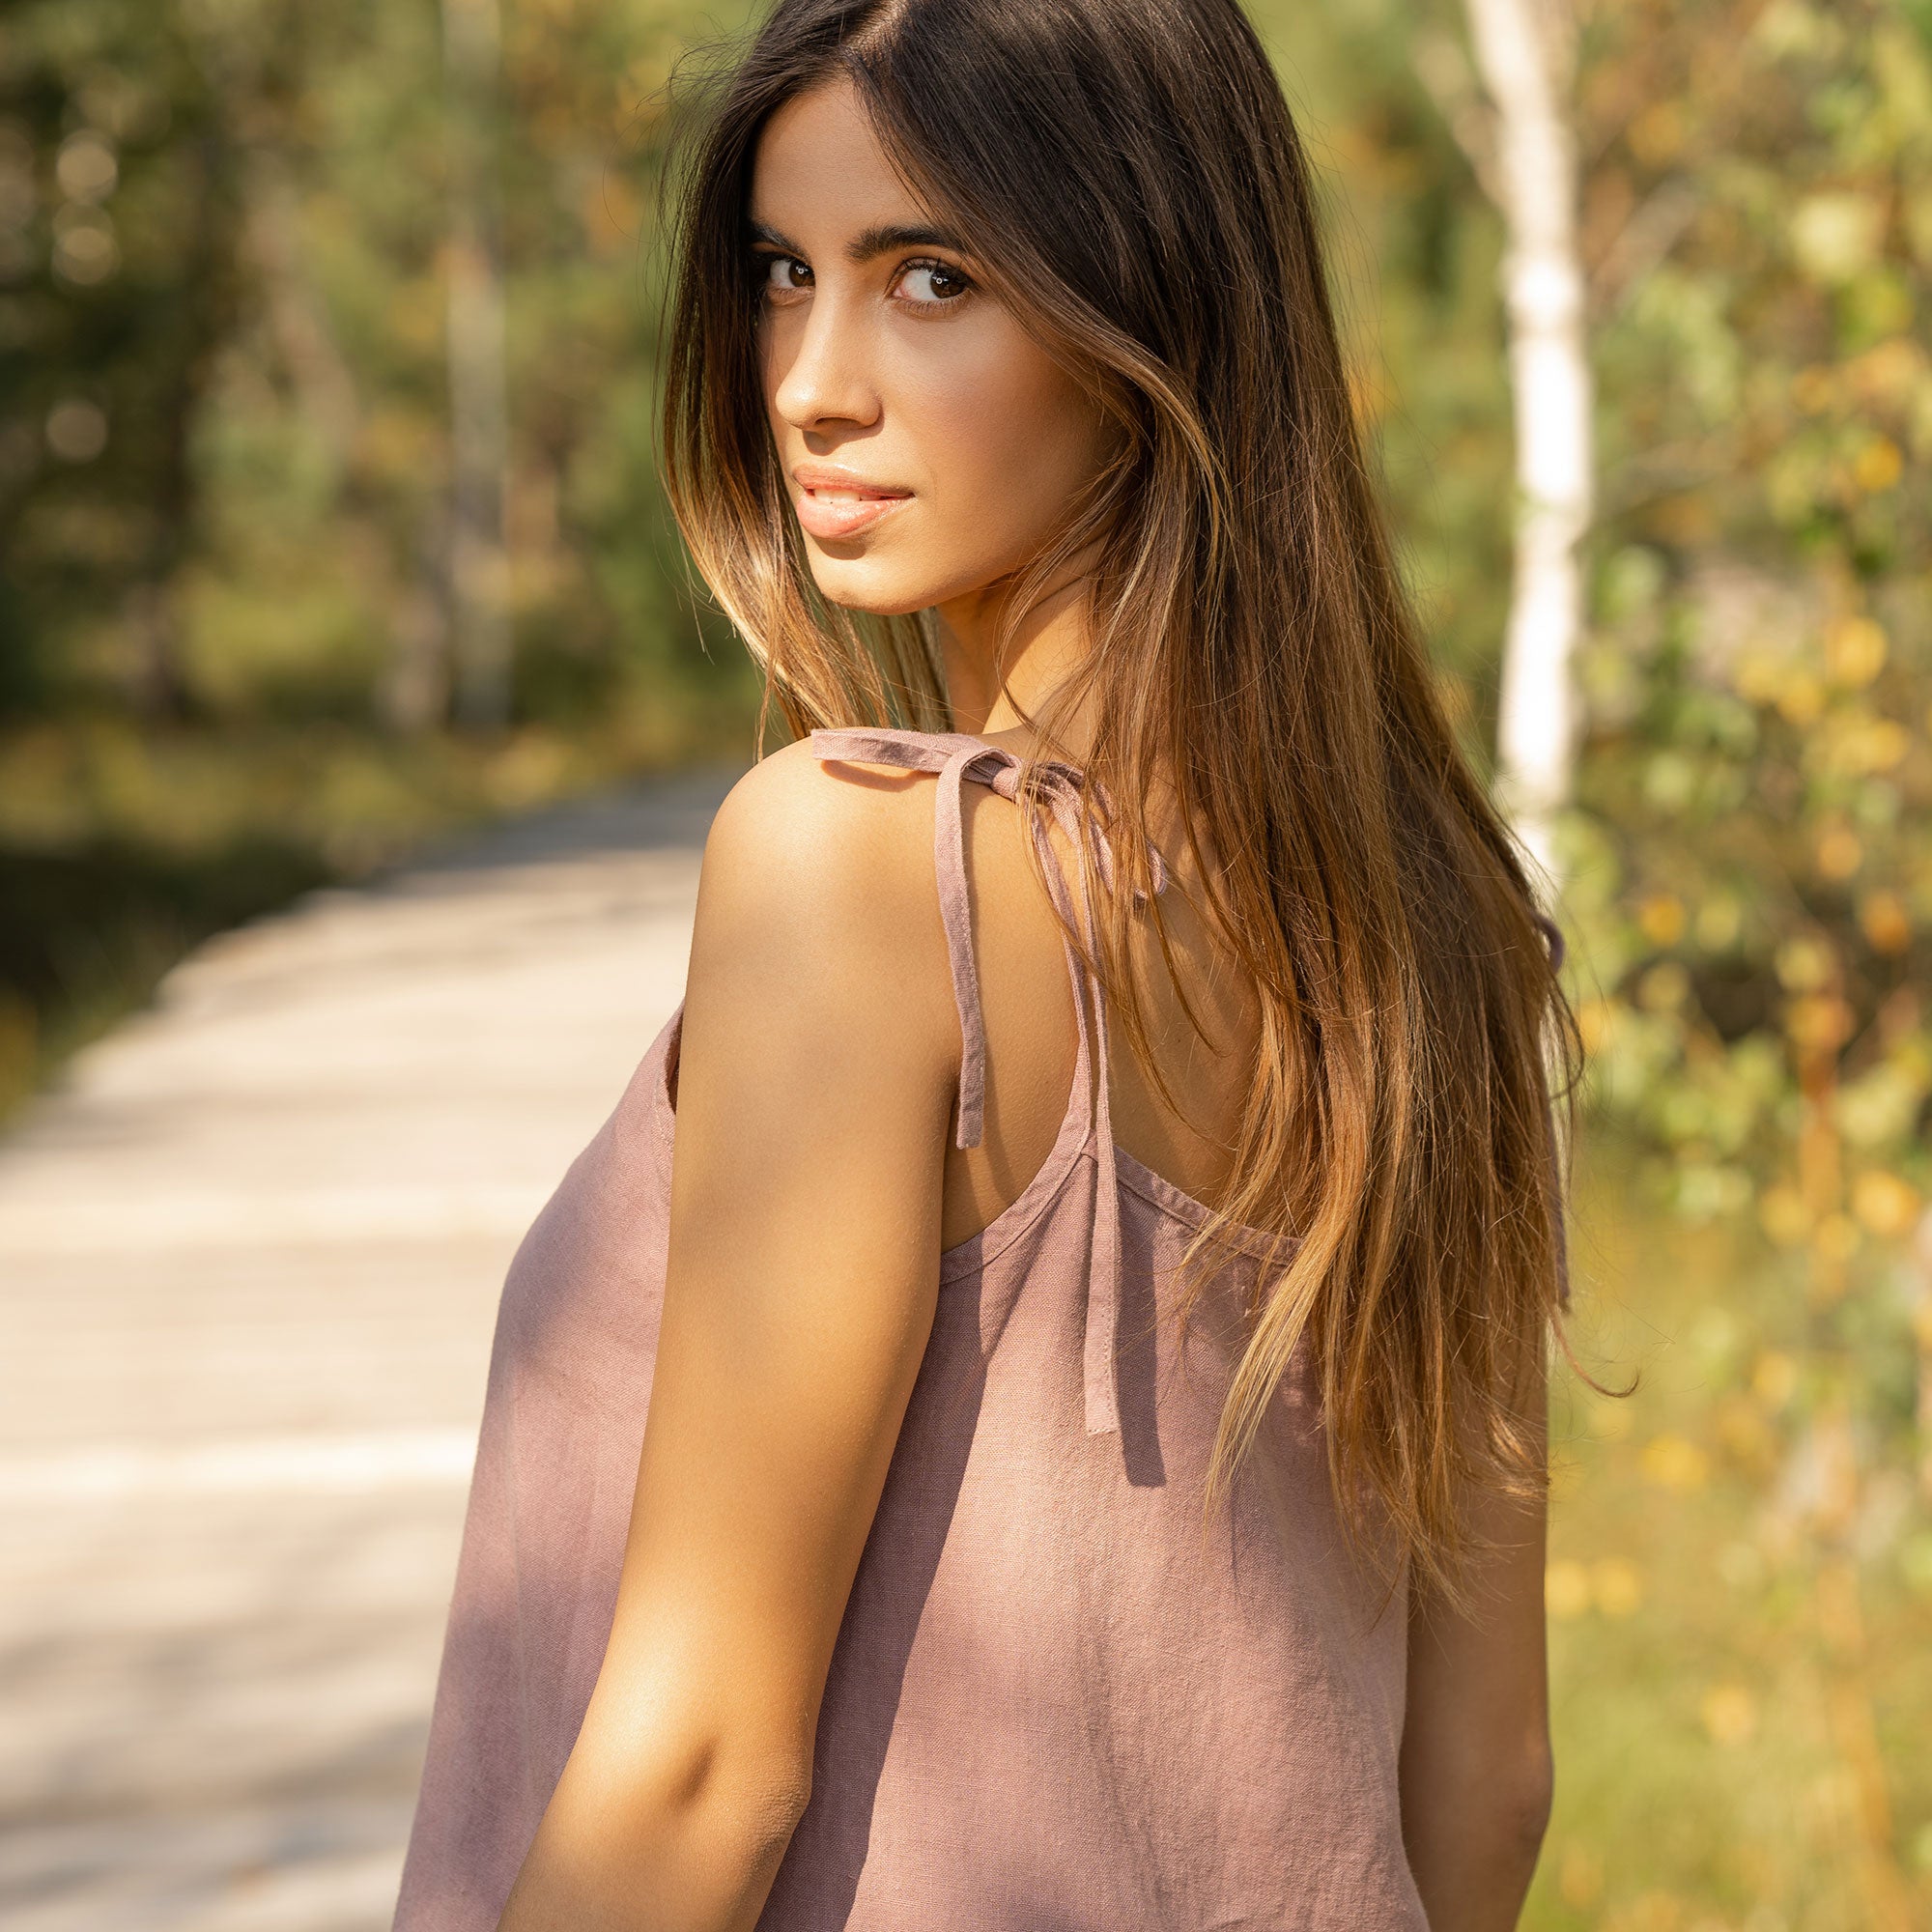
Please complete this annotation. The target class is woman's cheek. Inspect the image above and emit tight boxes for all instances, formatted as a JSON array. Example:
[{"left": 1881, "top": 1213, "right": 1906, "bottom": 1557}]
[{"left": 906, "top": 344, "right": 1073, "bottom": 543}]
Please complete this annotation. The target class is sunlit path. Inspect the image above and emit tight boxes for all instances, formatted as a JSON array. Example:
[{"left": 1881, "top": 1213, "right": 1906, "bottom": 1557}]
[{"left": 0, "top": 764, "right": 740, "bottom": 1932}]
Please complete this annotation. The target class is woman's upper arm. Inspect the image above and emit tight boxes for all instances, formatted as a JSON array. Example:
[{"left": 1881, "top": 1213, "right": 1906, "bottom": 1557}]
[{"left": 575, "top": 745, "right": 958, "bottom": 1796}]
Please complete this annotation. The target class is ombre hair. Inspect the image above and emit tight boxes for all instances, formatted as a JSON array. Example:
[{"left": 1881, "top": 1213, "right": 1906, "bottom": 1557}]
[{"left": 660, "top": 0, "right": 1580, "bottom": 1604}]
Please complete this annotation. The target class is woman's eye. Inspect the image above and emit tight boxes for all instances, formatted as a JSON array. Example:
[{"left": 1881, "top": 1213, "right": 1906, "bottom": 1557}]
[
  {"left": 760, "top": 255, "right": 811, "bottom": 297},
  {"left": 894, "top": 260, "right": 972, "bottom": 305}
]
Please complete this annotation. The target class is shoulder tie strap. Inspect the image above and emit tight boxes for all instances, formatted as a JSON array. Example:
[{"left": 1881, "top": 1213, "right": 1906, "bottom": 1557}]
[{"left": 810, "top": 725, "right": 1165, "bottom": 1439}]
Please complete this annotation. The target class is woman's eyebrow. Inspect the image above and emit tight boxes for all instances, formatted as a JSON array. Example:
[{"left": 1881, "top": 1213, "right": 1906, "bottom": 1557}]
[
  {"left": 746, "top": 219, "right": 802, "bottom": 253},
  {"left": 744, "top": 217, "right": 971, "bottom": 262},
  {"left": 846, "top": 222, "right": 968, "bottom": 262}
]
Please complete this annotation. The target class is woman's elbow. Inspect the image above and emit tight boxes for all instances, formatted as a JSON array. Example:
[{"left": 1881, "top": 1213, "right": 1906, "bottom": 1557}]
[
  {"left": 1505, "top": 1735, "right": 1555, "bottom": 1862},
  {"left": 1401, "top": 1729, "right": 1554, "bottom": 1925},
  {"left": 503, "top": 1726, "right": 814, "bottom": 1930},
  {"left": 618, "top": 1728, "right": 814, "bottom": 1878},
  {"left": 1449, "top": 1743, "right": 1552, "bottom": 1879},
  {"left": 717, "top": 1747, "right": 815, "bottom": 1877}
]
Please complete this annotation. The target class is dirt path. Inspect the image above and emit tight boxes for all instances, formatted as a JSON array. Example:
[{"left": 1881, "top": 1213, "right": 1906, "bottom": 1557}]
[{"left": 0, "top": 765, "right": 740, "bottom": 1931}]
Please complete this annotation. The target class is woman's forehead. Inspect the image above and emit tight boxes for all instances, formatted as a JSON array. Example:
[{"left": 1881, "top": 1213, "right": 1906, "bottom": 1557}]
[{"left": 749, "top": 79, "right": 934, "bottom": 238}]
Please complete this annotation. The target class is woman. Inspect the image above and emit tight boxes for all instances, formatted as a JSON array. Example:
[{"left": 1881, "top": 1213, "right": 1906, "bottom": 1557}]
[{"left": 394, "top": 0, "right": 1577, "bottom": 1926}]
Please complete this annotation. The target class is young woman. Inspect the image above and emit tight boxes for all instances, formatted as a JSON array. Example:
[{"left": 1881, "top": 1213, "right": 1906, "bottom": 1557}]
[{"left": 394, "top": 1, "right": 1577, "bottom": 1927}]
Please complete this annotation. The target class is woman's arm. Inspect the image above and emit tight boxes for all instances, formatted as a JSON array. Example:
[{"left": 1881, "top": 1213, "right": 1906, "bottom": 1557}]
[
  {"left": 497, "top": 745, "right": 960, "bottom": 1932},
  {"left": 1398, "top": 1368, "right": 1555, "bottom": 1929}
]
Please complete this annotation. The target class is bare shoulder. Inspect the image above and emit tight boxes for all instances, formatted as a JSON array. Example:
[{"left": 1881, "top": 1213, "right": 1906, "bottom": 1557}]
[
  {"left": 699, "top": 736, "right": 938, "bottom": 944},
  {"left": 688, "top": 737, "right": 955, "bottom": 1092}
]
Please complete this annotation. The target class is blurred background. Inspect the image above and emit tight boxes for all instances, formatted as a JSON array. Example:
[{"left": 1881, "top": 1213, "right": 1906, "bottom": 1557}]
[{"left": 0, "top": 0, "right": 1927, "bottom": 1927}]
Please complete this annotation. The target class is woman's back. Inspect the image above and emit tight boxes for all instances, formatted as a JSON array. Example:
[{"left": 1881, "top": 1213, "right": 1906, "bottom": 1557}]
[
  {"left": 392, "top": 728, "right": 1425, "bottom": 1930},
  {"left": 915, "top": 726, "right": 1264, "bottom": 1258}
]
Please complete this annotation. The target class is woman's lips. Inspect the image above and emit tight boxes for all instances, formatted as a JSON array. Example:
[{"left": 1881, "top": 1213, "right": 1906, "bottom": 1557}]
[{"left": 792, "top": 478, "right": 911, "bottom": 541}]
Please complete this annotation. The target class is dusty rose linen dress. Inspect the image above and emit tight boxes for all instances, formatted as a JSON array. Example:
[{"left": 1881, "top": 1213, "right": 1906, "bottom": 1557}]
[{"left": 392, "top": 727, "right": 1429, "bottom": 1930}]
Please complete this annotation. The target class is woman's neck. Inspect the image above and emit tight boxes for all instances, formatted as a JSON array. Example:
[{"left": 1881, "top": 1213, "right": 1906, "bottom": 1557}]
[
  {"left": 932, "top": 563, "right": 1209, "bottom": 883},
  {"left": 932, "top": 564, "right": 1097, "bottom": 759}
]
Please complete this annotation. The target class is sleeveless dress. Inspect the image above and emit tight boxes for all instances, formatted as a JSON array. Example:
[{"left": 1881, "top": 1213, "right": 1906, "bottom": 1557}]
[{"left": 392, "top": 727, "right": 1429, "bottom": 1931}]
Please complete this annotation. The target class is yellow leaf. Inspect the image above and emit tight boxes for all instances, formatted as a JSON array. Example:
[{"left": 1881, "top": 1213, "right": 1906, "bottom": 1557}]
[
  {"left": 1695, "top": 895, "right": 1743, "bottom": 951},
  {"left": 1592, "top": 1557, "right": 1645, "bottom": 1617},
  {"left": 1558, "top": 1841, "right": 1605, "bottom": 1907},
  {"left": 1716, "top": 1394, "right": 1774, "bottom": 1465},
  {"left": 1637, "top": 893, "right": 1687, "bottom": 947},
  {"left": 1776, "top": 672, "right": 1825, "bottom": 724},
  {"left": 1629, "top": 99, "right": 1686, "bottom": 166},
  {"left": 1775, "top": 935, "right": 1835, "bottom": 992},
  {"left": 1815, "top": 1212, "right": 1861, "bottom": 1264},
  {"left": 1845, "top": 337, "right": 1925, "bottom": 408},
  {"left": 1751, "top": 1350, "right": 1798, "bottom": 1408},
  {"left": 1546, "top": 1558, "right": 1592, "bottom": 1620},
  {"left": 1825, "top": 615, "right": 1887, "bottom": 685},
  {"left": 1858, "top": 892, "right": 1912, "bottom": 954},
  {"left": 1783, "top": 994, "right": 1854, "bottom": 1051},
  {"left": 1732, "top": 651, "right": 1786, "bottom": 703},
  {"left": 1637, "top": 961, "right": 1690, "bottom": 1012},
  {"left": 1758, "top": 1184, "right": 1810, "bottom": 1247},
  {"left": 1861, "top": 720, "right": 1907, "bottom": 771},
  {"left": 1852, "top": 437, "right": 1903, "bottom": 493},
  {"left": 1641, "top": 1434, "right": 1710, "bottom": 1491},
  {"left": 1814, "top": 826, "right": 1862, "bottom": 880},
  {"left": 1700, "top": 1682, "right": 1757, "bottom": 1747},
  {"left": 1791, "top": 364, "right": 1836, "bottom": 413},
  {"left": 1851, "top": 1171, "right": 1918, "bottom": 1237},
  {"left": 1577, "top": 999, "right": 1617, "bottom": 1057}
]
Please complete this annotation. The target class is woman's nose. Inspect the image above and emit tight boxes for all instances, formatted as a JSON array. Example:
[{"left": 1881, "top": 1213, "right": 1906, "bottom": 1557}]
[{"left": 769, "top": 294, "right": 879, "bottom": 434}]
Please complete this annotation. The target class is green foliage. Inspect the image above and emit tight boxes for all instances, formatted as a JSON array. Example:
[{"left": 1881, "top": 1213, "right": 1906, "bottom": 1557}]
[
  {"left": 1255, "top": 0, "right": 1518, "bottom": 720},
  {"left": 0, "top": 0, "right": 762, "bottom": 1104},
  {"left": 1560, "top": 11, "right": 1932, "bottom": 1792},
  {"left": 1254, "top": 0, "right": 1932, "bottom": 1918},
  {"left": 1, "top": 0, "right": 765, "bottom": 727},
  {"left": 1573, "top": 0, "right": 1932, "bottom": 1916},
  {"left": 1570, "top": 0, "right": 1931, "bottom": 1224}
]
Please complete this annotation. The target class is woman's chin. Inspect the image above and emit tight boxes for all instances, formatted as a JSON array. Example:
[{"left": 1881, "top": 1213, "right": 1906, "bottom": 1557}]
[{"left": 807, "top": 558, "right": 938, "bottom": 619}]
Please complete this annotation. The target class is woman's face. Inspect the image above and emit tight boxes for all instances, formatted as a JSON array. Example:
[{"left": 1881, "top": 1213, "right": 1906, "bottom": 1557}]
[{"left": 749, "top": 78, "right": 1112, "bottom": 618}]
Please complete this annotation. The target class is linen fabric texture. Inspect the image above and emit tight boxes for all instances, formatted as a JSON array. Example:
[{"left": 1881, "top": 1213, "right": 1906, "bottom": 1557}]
[{"left": 392, "top": 728, "right": 1430, "bottom": 1930}]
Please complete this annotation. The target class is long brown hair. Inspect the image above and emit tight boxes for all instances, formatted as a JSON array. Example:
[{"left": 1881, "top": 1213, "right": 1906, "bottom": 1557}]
[{"left": 660, "top": 0, "right": 1579, "bottom": 1604}]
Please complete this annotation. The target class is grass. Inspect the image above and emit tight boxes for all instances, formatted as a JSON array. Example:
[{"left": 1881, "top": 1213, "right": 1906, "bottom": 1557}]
[{"left": 1530, "top": 1145, "right": 1932, "bottom": 1929}]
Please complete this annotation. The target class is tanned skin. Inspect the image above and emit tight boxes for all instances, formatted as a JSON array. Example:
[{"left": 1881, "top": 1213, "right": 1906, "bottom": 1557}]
[{"left": 497, "top": 76, "right": 1551, "bottom": 1932}]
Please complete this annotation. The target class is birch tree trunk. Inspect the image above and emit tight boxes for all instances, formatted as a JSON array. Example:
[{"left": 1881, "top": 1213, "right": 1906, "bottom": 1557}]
[
  {"left": 1463, "top": 0, "right": 1592, "bottom": 886},
  {"left": 440, "top": 0, "right": 513, "bottom": 730}
]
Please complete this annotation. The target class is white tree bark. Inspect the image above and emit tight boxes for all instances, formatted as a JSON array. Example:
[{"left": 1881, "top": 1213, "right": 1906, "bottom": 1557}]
[
  {"left": 1463, "top": 0, "right": 1592, "bottom": 886},
  {"left": 441, "top": 0, "right": 513, "bottom": 730}
]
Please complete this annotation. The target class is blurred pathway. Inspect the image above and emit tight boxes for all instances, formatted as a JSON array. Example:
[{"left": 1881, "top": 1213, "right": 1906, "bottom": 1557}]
[{"left": 0, "top": 764, "right": 741, "bottom": 1932}]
